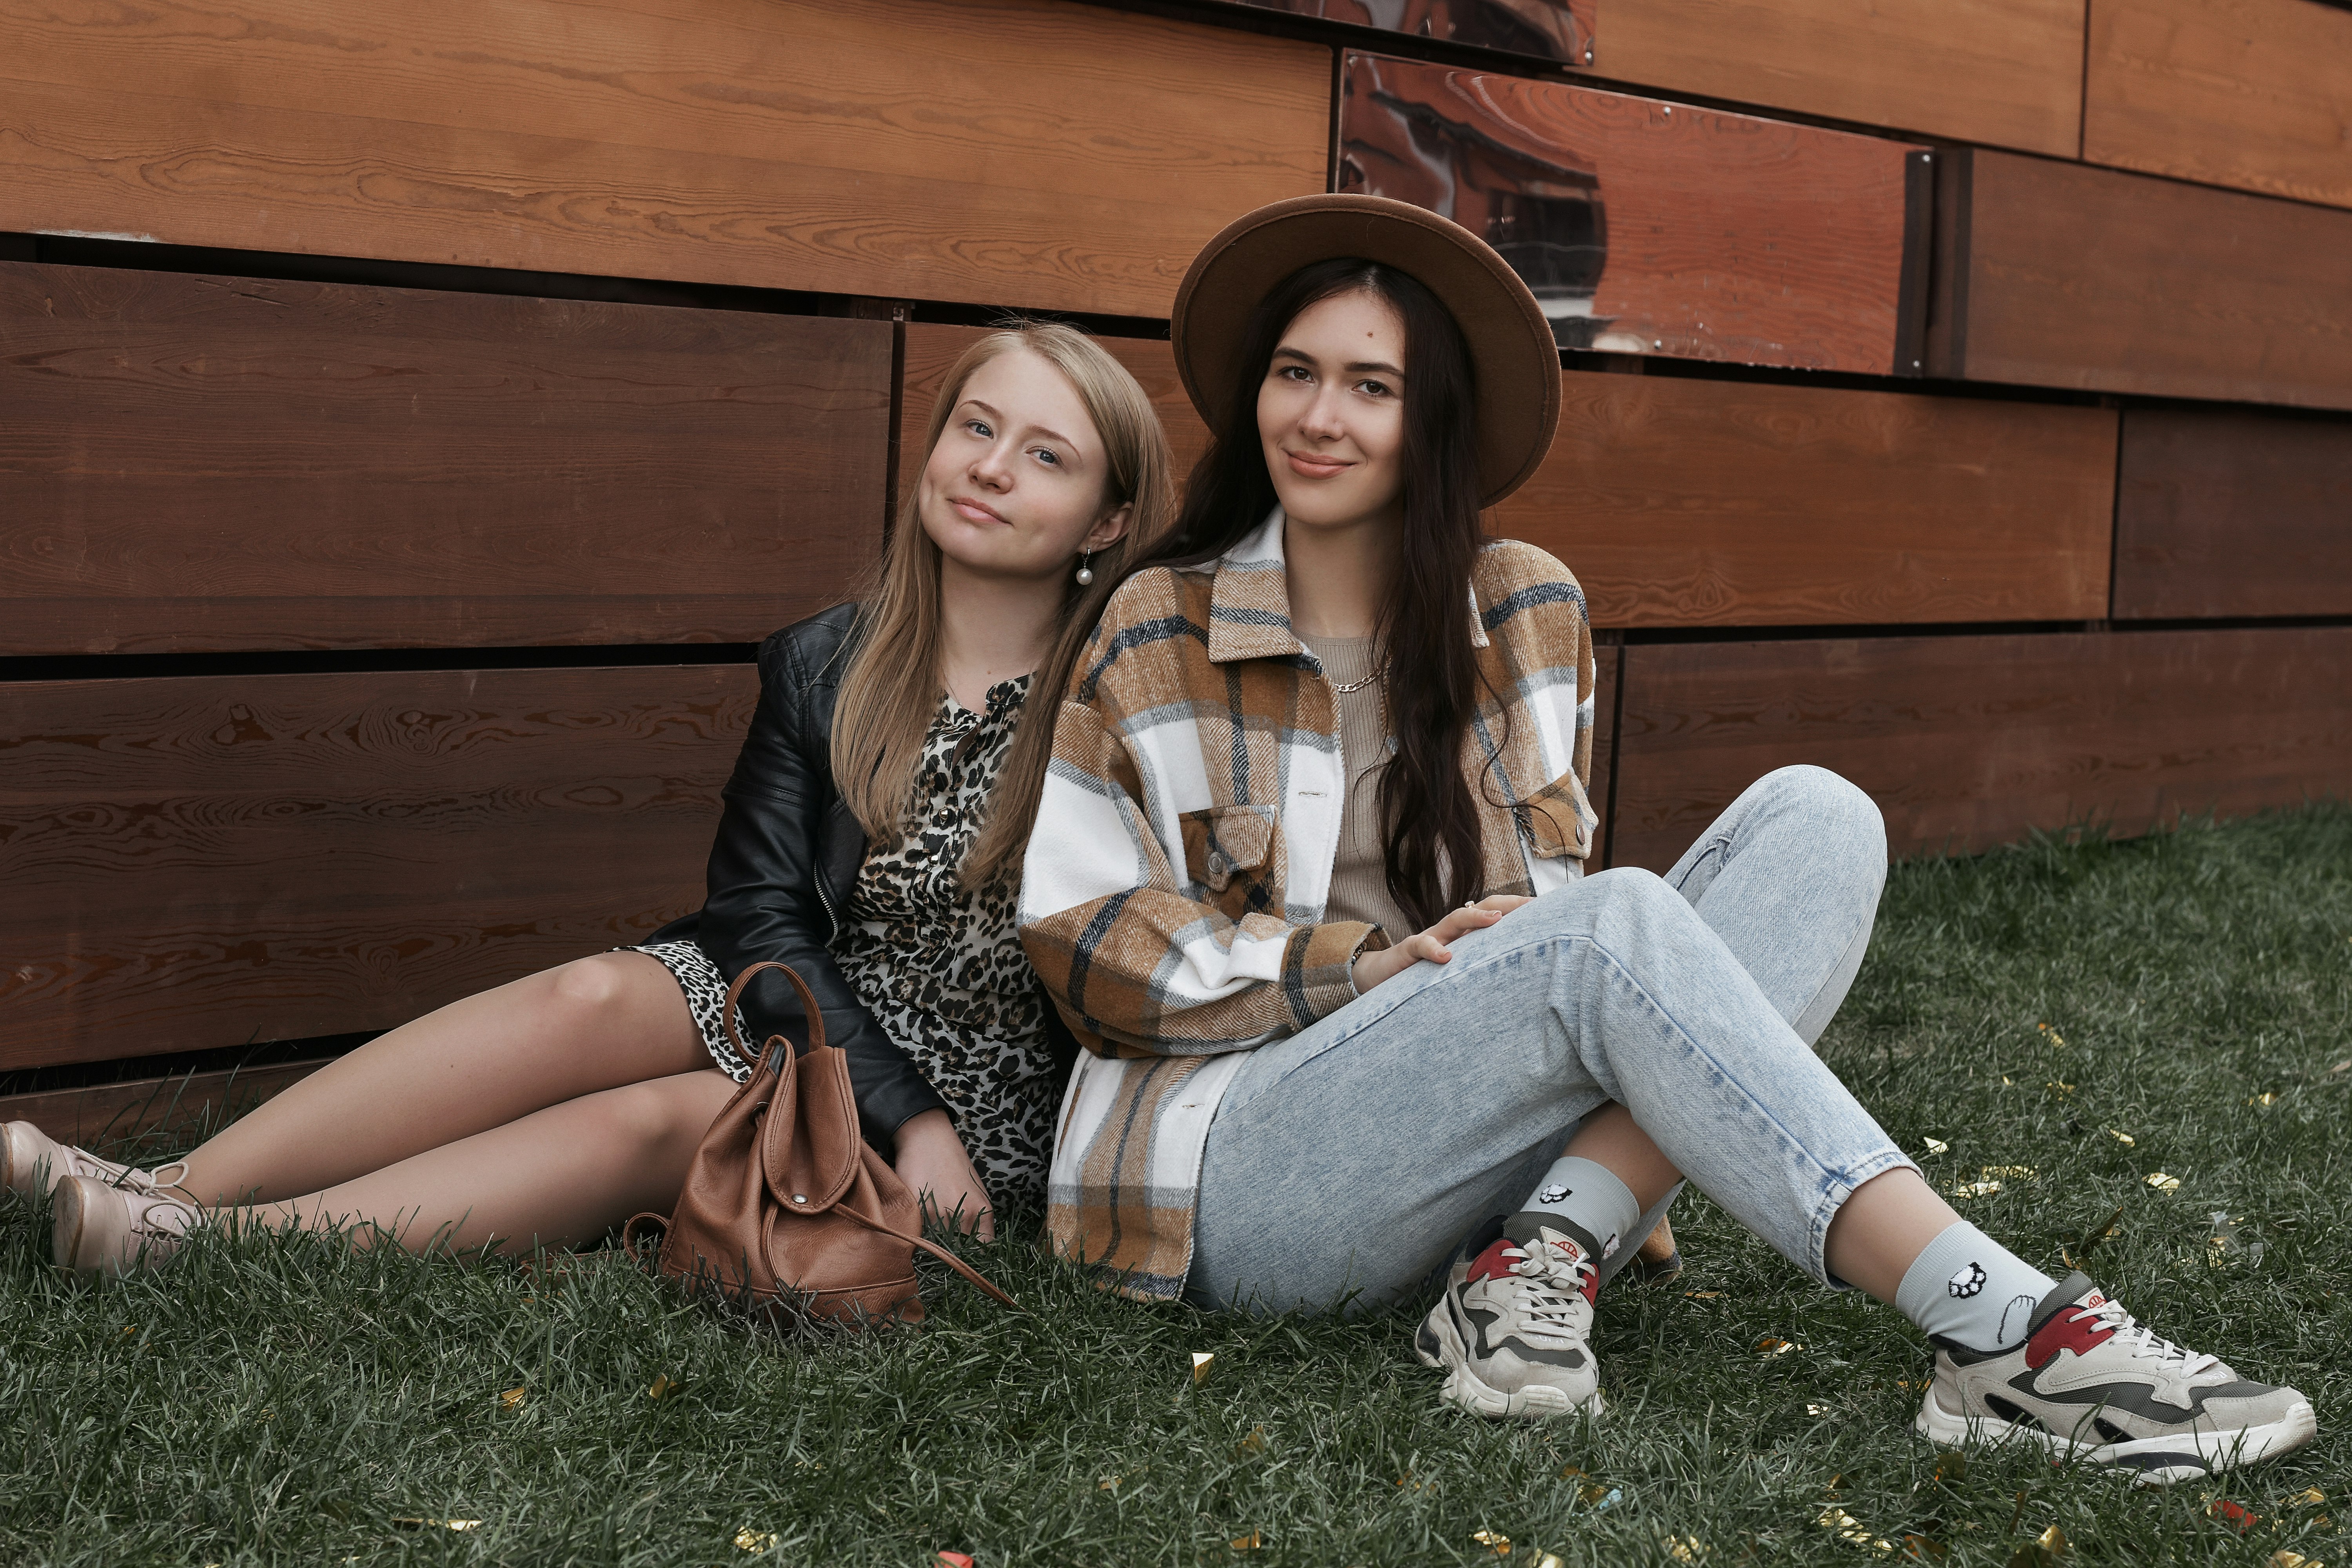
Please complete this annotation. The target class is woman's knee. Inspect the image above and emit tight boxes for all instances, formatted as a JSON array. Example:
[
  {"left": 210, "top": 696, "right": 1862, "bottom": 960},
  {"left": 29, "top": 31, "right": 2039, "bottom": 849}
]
[
  {"left": 543, "top": 952, "right": 673, "bottom": 1027},
  {"left": 590, "top": 1073, "right": 727, "bottom": 1157},
  {"left": 1755, "top": 765, "right": 1887, "bottom": 861}
]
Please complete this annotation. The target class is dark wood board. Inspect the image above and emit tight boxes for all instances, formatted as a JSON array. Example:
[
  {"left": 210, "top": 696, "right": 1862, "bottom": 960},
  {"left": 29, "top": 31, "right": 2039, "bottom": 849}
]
[
  {"left": 2086, "top": 0, "right": 2352, "bottom": 212},
  {"left": 0, "top": 0, "right": 1328, "bottom": 318},
  {"left": 1340, "top": 53, "right": 1924, "bottom": 372},
  {"left": 2112, "top": 408, "right": 2352, "bottom": 621},
  {"left": 0, "top": 261, "right": 886, "bottom": 653},
  {"left": 1598, "top": 0, "right": 2083, "bottom": 158},
  {"left": 1494, "top": 370, "right": 2115, "bottom": 628},
  {"left": 1609, "top": 627, "right": 2352, "bottom": 871},
  {"left": 0, "top": 1060, "right": 327, "bottom": 1148},
  {"left": 1931, "top": 149, "right": 2352, "bottom": 411},
  {"left": 899, "top": 324, "right": 1211, "bottom": 495},
  {"left": 1590, "top": 642, "right": 1619, "bottom": 869},
  {"left": 1222, "top": 0, "right": 1595, "bottom": 65},
  {"left": 0, "top": 664, "right": 757, "bottom": 1069}
]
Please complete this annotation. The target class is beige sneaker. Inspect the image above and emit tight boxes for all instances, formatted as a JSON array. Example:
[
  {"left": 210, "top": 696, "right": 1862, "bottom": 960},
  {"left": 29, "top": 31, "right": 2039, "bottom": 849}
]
[
  {"left": 53, "top": 1174, "right": 200, "bottom": 1280},
  {"left": 2, "top": 1120, "right": 185, "bottom": 1200}
]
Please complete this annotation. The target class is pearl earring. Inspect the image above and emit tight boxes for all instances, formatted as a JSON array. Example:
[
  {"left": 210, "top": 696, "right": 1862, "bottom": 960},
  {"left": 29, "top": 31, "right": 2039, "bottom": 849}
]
[{"left": 1075, "top": 550, "right": 1095, "bottom": 586}]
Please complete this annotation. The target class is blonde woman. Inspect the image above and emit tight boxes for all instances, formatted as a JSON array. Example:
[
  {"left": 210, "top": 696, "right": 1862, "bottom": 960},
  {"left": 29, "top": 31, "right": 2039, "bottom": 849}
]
[{"left": 9, "top": 322, "right": 1173, "bottom": 1276}]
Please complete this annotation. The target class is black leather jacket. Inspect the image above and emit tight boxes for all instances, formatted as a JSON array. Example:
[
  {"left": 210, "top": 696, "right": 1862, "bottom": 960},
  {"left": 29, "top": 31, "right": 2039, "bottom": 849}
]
[{"left": 646, "top": 604, "right": 1074, "bottom": 1146}]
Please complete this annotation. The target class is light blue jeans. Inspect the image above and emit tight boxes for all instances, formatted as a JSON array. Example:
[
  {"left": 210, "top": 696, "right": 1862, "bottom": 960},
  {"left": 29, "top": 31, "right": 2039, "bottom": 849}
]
[{"left": 1185, "top": 765, "right": 1909, "bottom": 1314}]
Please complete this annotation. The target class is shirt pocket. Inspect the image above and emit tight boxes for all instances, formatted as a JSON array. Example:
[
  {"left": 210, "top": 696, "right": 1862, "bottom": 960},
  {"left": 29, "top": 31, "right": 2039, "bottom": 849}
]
[
  {"left": 1178, "top": 803, "right": 1279, "bottom": 913},
  {"left": 1515, "top": 769, "right": 1596, "bottom": 862}
]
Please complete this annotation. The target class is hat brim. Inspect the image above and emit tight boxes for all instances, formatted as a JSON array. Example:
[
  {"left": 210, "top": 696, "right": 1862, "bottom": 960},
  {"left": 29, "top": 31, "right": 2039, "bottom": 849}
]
[{"left": 1170, "top": 193, "right": 1562, "bottom": 508}]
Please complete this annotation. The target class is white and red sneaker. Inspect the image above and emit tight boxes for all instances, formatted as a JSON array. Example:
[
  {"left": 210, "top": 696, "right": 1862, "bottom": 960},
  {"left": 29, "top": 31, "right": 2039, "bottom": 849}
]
[
  {"left": 1915, "top": 1272, "right": 2316, "bottom": 1484},
  {"left": 1415, "top": 1213, "right": 1604, "bottom": 1418}
]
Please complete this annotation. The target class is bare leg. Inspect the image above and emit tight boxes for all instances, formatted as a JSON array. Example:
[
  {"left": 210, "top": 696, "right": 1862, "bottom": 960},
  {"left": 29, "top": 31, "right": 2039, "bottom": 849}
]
[
  {"left": 243, "top": 1070, "right": 739, "bottom": 1255},
  {"left": 175, "top": 952, "right": 708, "bottom": 1208},
  {"left": 1561, "top": 1105, "right": 1957, "bottom": 1303},
  {"left": 1820, "top": 1167, "right": 1962, "bottom": 1302}
]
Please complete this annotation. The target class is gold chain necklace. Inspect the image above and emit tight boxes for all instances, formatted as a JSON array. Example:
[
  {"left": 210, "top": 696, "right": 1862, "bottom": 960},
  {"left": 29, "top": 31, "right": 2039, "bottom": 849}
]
[{"left": 1330, "top": 668, "right": 1384, "bottom": 695}]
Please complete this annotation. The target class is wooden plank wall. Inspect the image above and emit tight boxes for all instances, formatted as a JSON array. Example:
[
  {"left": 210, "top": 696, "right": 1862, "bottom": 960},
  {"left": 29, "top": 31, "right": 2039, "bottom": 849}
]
[{"left": 1, "top": 0, "right": 2347, "bottom": 1085}]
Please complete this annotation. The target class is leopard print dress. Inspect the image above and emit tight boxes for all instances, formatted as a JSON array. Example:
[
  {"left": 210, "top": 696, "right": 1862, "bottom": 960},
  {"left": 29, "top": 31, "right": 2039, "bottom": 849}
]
[{"left": 630, "top": 675, "right": 1058, "bottom": 1210}]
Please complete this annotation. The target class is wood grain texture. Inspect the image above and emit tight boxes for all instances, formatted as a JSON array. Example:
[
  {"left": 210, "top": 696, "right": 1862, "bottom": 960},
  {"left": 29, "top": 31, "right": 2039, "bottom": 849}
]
[
  {"left": 0, "top": 664, "right": 755, "bottom": 1068},
  {"left": 0, "top": 1059, "right": 327, "bottom": 1147},
  {"left": 1934, "top": 150, "right": 2352, "bottom": 410},
  {"left": 1590, "top": 642, "right": 1619, "bottom": 868},
  {"left": 0, "top": 261, "right": 886, "bottom": 653},
  {"left": 899, "top": 325, "right": 1211, "bottom": 490},
  {"left": 0, "top": 0, "right": 1328, "bottom": 317},
  {"left": 2113, "top": 407, "right": 2352, "bottom": 621},
  {"left": 1229, "top": 0, "right": 1595, "bottom": 64},
  {"left": 1340, "top": 54, "right": 1922, "bottom": 372},
  {"left": 2085, "top": 0, "right": 2352, "bottom": 211},
  {"left": 1608, "top": 627, "right": 2352, "bottom": 870},
  {"left": 1598, "top": 0, "right": 2083, "bottom": 158},
  {"left": 1494, "top": 370, "right": 2115, "bottom": 628}
]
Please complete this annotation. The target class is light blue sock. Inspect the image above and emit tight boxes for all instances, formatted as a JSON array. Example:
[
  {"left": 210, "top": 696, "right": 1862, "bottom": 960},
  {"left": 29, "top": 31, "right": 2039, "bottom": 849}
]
[
  {"left": 1895, "top": 1221, "right": 2058, "bottom": 1352},
  {"left": 1515, "top": 1156, "right": 1641, "bottom": 1266}
]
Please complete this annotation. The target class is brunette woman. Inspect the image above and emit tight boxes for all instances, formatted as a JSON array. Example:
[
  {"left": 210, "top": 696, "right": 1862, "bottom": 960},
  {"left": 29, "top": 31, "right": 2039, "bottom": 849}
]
[
  {"left": 9, "top": 322, "right": 1172, "bottom": 1278},
  {"left": 1017, "top": 196, "right": 2312, "bottom": 1483}
]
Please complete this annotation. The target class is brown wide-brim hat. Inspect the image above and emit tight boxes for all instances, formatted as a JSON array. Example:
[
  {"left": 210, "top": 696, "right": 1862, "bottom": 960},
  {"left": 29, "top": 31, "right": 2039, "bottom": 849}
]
[{"left": 1171, "top": 193, "right": 1561, "bottom": 507}]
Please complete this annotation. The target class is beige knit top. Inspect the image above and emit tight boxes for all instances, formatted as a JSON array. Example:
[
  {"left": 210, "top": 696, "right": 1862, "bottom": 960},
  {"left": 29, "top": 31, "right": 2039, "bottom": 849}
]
[{"left": 1297, "top": 632, "right": 1417, "bottom": 943}]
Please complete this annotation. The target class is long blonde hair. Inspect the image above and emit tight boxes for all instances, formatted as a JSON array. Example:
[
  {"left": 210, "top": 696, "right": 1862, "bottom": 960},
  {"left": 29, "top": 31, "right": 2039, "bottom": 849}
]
[{"left": 830, "top": 321, "right": 1173, "bottom": 884}]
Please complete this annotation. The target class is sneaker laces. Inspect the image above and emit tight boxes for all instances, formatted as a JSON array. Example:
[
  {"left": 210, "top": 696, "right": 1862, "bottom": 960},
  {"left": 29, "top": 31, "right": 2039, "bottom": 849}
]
[
  {"left": 1501, "top": 1236, "right": 1598, "bottom": 1329},
  {"left": 2067, "top": 1294, "right": 2218, "bottom": 1376}
]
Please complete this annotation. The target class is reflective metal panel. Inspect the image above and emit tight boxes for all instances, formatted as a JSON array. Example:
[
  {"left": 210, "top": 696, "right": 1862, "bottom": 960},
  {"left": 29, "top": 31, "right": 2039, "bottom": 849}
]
[
  {"left": 1226, "top": 0, "right": 1594, "bottom": 67},
  {"left": 1337, "top": 53, "right": 1927, "bottom": 373}
]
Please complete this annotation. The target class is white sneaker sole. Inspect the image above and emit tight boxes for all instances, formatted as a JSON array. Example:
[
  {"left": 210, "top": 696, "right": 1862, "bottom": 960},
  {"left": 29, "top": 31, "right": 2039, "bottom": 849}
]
[
  {"left": 1414, "top": 1294, "right": 1604, "bottom": 1419},
  {"left": 52, "top": 1173, "right": 100, "bottom": 1280},
  {"left": 1913, "top": 1388, "right": 2318, "bottom": 1486}
]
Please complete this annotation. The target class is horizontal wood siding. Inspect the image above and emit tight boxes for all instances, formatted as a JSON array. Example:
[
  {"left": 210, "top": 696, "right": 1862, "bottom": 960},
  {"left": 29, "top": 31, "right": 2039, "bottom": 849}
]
[
  {"left": 0, "top": 261, "right": 887, "bottom": 653},
  {"left": 1340, "top": 54, "right": 1922, "bottom": 372},
  {"left": 1597, "top": 0, "right": 2083, "bottom": 158},
  {"left": 2085, "top": 0, "right": 2352, "bottom": 211},
  {"left": 0, "top": 0, "right": 1329, "bottom": 316},
  {"left": 1590, "top": 643, "right": 1620, "bottom": 868},
  {"left": 1608, "top": 627, "right": 2352, "bottom": 871},
  {"left": 2112, "top": 408, "right": 2352, "bottom": 621},
  {"left": 1494, "top": 370, "right": 2115, "bottom": 628},
  {"left": 0, "top": 664, "right": 755, "bottom": 1068},
  {"left": 1936, "top": 151, "right": 2352, "bottom": 411}
]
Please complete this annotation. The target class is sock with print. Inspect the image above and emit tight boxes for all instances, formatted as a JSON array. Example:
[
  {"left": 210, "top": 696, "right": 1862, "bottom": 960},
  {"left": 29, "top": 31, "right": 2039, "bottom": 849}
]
[
  {"left": 1513, "top": 1156, "right": 1642, "bottom": 1269},
  {"left": 1894, "top": 1220, "right": 2059, "bottom": 1352}
]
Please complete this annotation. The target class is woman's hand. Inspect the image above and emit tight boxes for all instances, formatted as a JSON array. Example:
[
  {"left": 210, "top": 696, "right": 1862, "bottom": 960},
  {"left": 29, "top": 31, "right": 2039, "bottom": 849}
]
[
  {"left": 1351, "top": 895, "right": 1534, "bottom": 994},
  {"left": 891, "top": 1108, "right": 995, "bottom": 1243}
]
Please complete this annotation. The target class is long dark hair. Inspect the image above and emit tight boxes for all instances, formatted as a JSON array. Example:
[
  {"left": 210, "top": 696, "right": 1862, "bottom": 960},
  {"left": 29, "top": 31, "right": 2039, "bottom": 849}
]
[{"left": 1132, "top": 258, "right": 1490, "bottom": 929}]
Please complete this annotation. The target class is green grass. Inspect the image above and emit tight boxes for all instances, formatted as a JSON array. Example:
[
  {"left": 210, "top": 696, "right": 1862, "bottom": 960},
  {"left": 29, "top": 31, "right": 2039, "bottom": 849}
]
[{"left": 5, "top": 806, "right": 2350, "bottom": 1567}]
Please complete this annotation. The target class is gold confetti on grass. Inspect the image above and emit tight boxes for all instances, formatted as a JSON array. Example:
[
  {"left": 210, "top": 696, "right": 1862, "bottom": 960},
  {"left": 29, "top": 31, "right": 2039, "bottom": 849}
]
[
  {"left": 1190, "top": 1352, "right": 1215, "bottom": 1384},
  {"left": 1685, "top": 1290, "right": 1723, "bottom": 1299},
  {"left": 1806, "top": 1403, "right": 1830, "bottom": 1417},
  {"left": 1232, "top": 1426, "right": 1266, "bottom": 1456},
  {"left": 2146, "top": 1172, "right": 2182, "bottom": 1193},
  {"left": 1920, "top": 1138, "right": 1949, "bottom": 1156},
  {"left": 733, "top": 1527, "right": 775, "bottom": 1552},
  {"left": 393, "top": 1519, "right": 483, "bottom": 1532},
  {"left": 1229, "top": 1530, "right": 1262, "bottom": 1550},
  {"left": 2007, "top": 1524, "right": 2069, "bottom": 1566},
  {"left": 2250, "top": 1092, "right": 2280, "bottom": 1107},
  {"left": 2270, "top": 1552, "right": 2322, "bottom": 1568},
  {"left": 2046, "top": 1082, "right": 2075, "bottom": 1096},
  {"left": 2037, "top": 1023, "right": 2067, "bottom": 1049},
  {"left": 2107, "top": 1129, "right": 2136, "bottom": 1147},
  {"left": 1667, "top": 1537, "right": 1707, "bottom": 1562},
  {"left": 1756, "top": 1337, "right": 1801, "bottom": 1356},
  {"left": 1534, "top": 1555, "right": 1567, "bottom": 1568},
  {"left": 499, "top": 1387, "right": 526, "bottom": 1411},
  {"left": 1816, "top": 1508, "right": 1892, "bottom": 1554},
  {"left": 2293, "top": 1488, "right": 2328, "bottom": 1506},
  {"left": 1471, "top": 1528, "right": 1511, "bottom": 1554},
  {"left": 646, "top": 1375, "right": 677, "bottom": 1401}
]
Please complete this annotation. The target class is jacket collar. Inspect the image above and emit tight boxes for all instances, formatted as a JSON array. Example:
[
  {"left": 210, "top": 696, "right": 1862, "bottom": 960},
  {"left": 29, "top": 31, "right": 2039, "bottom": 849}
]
[{"left": 1203, "top": 507, "right": 1491, "bottom": 663}]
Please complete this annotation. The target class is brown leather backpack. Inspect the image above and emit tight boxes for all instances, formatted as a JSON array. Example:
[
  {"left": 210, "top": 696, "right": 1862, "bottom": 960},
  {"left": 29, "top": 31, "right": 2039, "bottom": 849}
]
[{"left": 626, "top": 960, "right": 1013, "bottom": 1326}]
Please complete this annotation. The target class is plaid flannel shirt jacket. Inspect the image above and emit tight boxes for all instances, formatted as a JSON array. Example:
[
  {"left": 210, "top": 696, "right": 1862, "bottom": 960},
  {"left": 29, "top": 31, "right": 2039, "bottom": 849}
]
[{"left": 1018, "top": 508, "right": 1599, "bottom": 1300}]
